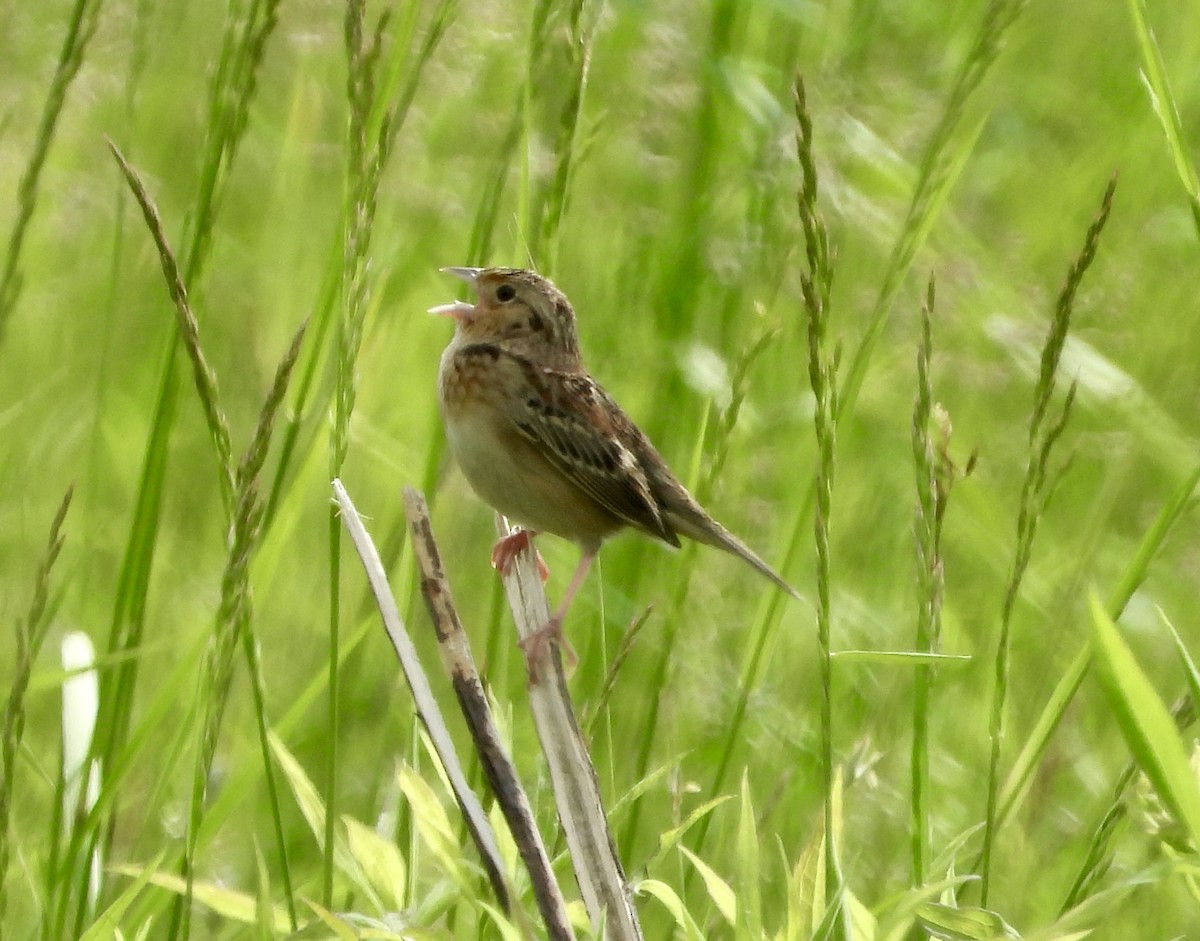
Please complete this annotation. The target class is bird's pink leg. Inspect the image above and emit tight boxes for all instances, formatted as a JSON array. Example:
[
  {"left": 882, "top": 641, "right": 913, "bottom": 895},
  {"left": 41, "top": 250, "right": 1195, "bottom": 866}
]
[
  {"left": 552, "top": 549, "right": 597, "bottom": 626},
  {"left": 490, "top": 529, "right": 550, "bottom": 581},
  {"left": 519, "top": 549, "right": 596, "bottom": 675}
]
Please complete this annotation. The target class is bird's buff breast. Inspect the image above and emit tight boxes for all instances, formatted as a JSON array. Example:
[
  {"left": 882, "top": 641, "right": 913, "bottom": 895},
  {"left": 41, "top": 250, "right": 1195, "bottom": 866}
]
[{"left": 439, "top": 350, "right": 620, "bottom": 548}]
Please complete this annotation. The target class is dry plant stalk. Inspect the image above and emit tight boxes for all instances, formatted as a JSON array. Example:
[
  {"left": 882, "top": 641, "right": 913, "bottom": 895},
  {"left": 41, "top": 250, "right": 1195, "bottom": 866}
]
[
  {"left": 402, "top": 487, "right": 576, "bottom": 941},
  {"left": 495, "top": 515, "right": 644, "bottom": 941},
  {"left": 331, "top": 480, "right": 510, "bottom": 909}
]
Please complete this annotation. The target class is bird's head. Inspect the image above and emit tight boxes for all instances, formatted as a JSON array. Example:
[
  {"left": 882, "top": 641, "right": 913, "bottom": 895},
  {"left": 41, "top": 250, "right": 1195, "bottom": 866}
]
[{"left": 430, "top": 267, "right": 581, "bottom": 367}]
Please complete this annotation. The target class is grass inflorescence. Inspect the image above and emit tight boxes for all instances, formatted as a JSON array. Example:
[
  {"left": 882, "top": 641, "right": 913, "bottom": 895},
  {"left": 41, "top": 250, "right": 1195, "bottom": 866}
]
[
  {"left": 79, "top": 6, "right": 287, "bottom": 935},
  {"left": 110, "top": 138, "right": 309, "bottom": 939},
  {"left": 0, "top": 0, "right": 102, "bottom": 344},
  {"left": 979, "top": 175, "right": 1116, "bottom": 904},
  {"left": 793, "top": 72, "right": 841, "bottom": 919},
  {"left": 0, "top": 487, "right": 73, "bottom": 927}
]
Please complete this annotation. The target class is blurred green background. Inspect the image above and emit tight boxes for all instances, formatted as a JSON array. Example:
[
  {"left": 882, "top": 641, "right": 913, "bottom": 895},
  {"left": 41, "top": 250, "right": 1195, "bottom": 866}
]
[{"left": 2, "top": 0, "right": 1199, "bottom": 937}]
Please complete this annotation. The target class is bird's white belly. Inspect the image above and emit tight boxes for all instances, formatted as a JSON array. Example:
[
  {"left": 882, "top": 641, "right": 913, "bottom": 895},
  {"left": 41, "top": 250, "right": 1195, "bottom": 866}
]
[
  {"left": 443, "top": 406, "right": 617, "bottom": 547},
  {"left": 446, "top": 409, "right": 531, "bottom": 518},
  {"left": 445, "top": 409, "right": 556, "bottom": 532}
]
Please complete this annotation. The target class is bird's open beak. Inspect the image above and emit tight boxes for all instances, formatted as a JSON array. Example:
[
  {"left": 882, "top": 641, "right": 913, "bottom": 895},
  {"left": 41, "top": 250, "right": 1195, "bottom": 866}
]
[
  {"left": 427, "top": 299, "right": 476, "bottom": 320},
  {"left": 428, "top": 266, "right": 483, "bottom": 322},
  {"left": 441, "top": 266, "right": 483, "bottom": 286}
]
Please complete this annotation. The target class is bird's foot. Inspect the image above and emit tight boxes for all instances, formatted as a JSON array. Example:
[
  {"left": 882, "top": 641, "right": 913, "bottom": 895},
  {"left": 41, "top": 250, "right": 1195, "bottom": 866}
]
[
  {"left": 518, "top": 615, "right": 578, "bottom": 682},
  {"left": 490, "top": 529, "right": 550, "bottom": 581}
]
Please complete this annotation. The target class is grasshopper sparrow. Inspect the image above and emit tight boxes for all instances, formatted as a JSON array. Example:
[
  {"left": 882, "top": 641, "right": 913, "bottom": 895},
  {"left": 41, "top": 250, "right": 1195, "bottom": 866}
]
[{"left": 431, "top": 266, "right": 798, "bottom": 654}]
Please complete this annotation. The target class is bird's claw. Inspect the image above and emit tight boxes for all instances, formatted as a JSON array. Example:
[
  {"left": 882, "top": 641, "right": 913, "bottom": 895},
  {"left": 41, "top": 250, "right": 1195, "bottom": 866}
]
[
  {"left": 491, "top": 530, "right": 550, "bottom": 581},
  {"left": 518, "top": 615, "right": 578, "bottom": 682}
]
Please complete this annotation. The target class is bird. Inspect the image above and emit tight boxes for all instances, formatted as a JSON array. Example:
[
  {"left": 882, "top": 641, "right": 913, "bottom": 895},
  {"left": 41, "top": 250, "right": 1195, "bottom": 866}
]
[{"left": 430, "top": 266, "right": 799, "bottom": 661}]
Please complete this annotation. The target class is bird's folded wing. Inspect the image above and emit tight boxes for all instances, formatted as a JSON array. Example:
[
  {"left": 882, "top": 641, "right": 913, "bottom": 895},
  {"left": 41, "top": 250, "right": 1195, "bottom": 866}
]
[{"left": 500, "top": 359, "right": 681, "bottom": 547}]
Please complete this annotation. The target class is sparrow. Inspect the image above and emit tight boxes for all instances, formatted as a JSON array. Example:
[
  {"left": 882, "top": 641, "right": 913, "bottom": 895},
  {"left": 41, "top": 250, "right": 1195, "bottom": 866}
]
[{"left": 430, "top": 266, "right": 798, "bottom": 657}]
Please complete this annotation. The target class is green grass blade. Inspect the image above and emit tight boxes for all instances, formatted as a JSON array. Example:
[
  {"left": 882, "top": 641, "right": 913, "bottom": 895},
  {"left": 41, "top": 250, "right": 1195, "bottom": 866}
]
[
  {"left": 735, "top": 774, "right": 762, "bottom": 938},
  {"left": 263, "top": 237, "right": 340, "bottom": 531},
  {"left": 1162, "top": 612, "right": 1200, "bottom": 713},
  {"left": 910, "top": 277, "right": 936, "bottom": 886},
  {"left": 232, "top": 322, "right": 311, "bottom": 932},
  {"left": 837, "top": 111, "right": 987, "bottom": 424},
  {"left": 94, "top": 6, "right": 284, "bottom": 932},
  {"left": 793, "top": 71, "right": 839, "bottom": 918},
  {"left": 835, "top": 0, "right": 1027, "bottom": 423},
  {"left": 0, "top": 487, "right": 73, "bottom": 927},
  {"left": 1126, "top": 0, "right": 1200, "bottom": 239},
  {"left": 914, "top": 901, "right": 1018, "bottom": 940},
  {"left": 1089, "top": 593, "right": 1200, "bottom": 847},
  {"left": 979, "top": 177, "right": 1115, "bottom": 902},
  {"left": 997, "top": 459, "right": 1200, "bottom": 824},
  {"left": 0, "top": 0, "right": 101, "bottom": 344},
  {"left": 107, "top": 141, "right": 235, "bottom": 515},
  {"left": 78, "top": 852, "right": 164, "bottom": 941},
  {"left": 180, "top": 322, "right": 306, "bottom": 934}
]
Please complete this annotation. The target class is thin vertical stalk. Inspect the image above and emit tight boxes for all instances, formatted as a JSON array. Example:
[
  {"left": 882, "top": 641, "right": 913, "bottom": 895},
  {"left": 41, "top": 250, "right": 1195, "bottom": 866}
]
[
  {"left": 517, "top": 0, "right": 555, "bottom": 261},
  {"left": 1126, "top": 0, "right": 1200, "bottom": 240},
  {"left": 910, "top": 278, "right": 937, "bottom": 886},
  {"left": 794, "top": 74, "right": 839, "bottom": 916},
  {"left": 538, "top": 0, "right": 594, "bottom": 274},
  {"left": 109, "top": 140, "right": 303, "bottom": 937},
  {"left": 327, "top": 0, "right": 396, "bottom": 904},
  {"left": 834, "top": 0, "right": 1028, "bottom": 425},
  {"left": 910, "top": 277, "right": 965, "bottom": 885},
  {"left": 996, "top": 459, "right": 1200, "bottom": 841},
  {"left": 658, "top": 325, "right": 777, "bottom": 869},
  {"left": 0, "top": 0, "right": 102, "bottom": 346},
  {"left": 90, "top": 6, "right": 284, "bottom": 930},
  {"left": 0, "top": 488, "right": 74, "bottom": 927},
  {"left": 978, "top": 176, "right": 1116, "bottom": 903}
]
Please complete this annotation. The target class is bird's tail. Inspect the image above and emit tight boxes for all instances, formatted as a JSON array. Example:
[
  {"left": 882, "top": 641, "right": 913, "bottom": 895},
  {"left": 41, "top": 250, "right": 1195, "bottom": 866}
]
[{"left": 665, "top": 504, "right": 801, "bottom": 600}]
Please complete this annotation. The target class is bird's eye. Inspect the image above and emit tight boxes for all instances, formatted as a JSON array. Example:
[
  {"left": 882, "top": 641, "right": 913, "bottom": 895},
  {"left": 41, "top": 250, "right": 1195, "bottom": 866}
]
[{"left": 495, "top": 284, "right": 517, "bottom": 303}]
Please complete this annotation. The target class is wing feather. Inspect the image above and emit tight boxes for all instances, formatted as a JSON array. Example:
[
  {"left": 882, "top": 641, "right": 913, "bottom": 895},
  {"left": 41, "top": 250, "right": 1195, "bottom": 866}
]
[{"left": 498, "top": 358, "right": 680, "bottom": 547}]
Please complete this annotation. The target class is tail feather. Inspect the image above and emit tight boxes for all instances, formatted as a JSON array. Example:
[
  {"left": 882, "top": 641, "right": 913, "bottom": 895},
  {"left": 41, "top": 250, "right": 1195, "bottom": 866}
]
[
  {"left": 631, "top": 430, "right": 800, "bottom": 599},
  {"left": 664, "top": 505, "right": 801, "bottom": 600}
]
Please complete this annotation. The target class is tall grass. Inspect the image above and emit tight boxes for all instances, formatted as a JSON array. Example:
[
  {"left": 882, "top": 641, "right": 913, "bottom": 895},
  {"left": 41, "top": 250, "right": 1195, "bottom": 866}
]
[
  {"left": 793, "top": 73, "right": 839, "bottom": 918},
  {"left": 78, "top": 5, "right": 284, "bottom": 936},
  {"left": 325, "top": 0, "right": 454, "bottom": 906},
  {"left": 0, "top": 0, "right": 101, "bottom": 344},
  {"left": 909, "top": 276, "right": 961, "bottom": 887},
  {"left": 109, "top": 139, "right": 308, "bottom": 939},
  {"left": 977, "top": 176, "right": 1115, "bottom": 903},
  {"left": 0, "top": 488, "right": 73, "bottom": 926}
]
